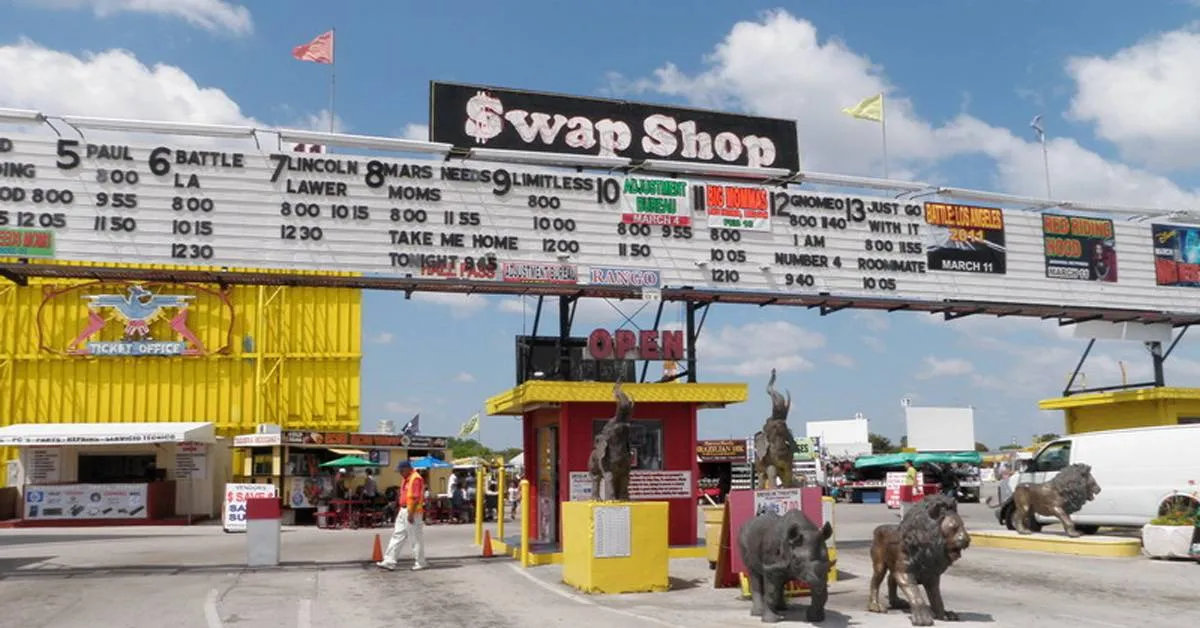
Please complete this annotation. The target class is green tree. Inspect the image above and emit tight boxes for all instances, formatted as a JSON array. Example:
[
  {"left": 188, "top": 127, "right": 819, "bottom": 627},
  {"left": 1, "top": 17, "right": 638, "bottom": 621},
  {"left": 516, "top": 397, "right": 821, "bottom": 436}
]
[
  {"left": 1033, "top": 432, "right": 1061, "bottom": 444},
  {"left": 975, "top": 442, "right": 990, "bottom": 452},
  {"left": 868, "top": 432, "right": 897, "bottom": 453},
  {"left": 899, "top": 436, "right": 909, "bottom": 449},
  {"left": 998, "top": 443, "right": 1023, "bottom": 451},
  {"left": 448, "top": 437, "right": 493, "bottom": 460}
]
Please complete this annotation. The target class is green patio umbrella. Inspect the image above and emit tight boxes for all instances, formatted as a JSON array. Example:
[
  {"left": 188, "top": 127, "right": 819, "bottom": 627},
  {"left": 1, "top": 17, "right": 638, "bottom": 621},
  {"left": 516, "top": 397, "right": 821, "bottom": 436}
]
[{"left": 318, "top": 455, "right": 382, "bottom": 468}]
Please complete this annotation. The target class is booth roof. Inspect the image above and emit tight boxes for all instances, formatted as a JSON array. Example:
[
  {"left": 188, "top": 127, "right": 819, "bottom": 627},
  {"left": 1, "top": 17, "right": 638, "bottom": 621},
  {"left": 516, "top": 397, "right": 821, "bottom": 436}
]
[
  {"left": 485, "top": 381, "right": 749, "bottom": 416},
  {"left": 0, "top": 422, "right": 217, "bottom": 446}
]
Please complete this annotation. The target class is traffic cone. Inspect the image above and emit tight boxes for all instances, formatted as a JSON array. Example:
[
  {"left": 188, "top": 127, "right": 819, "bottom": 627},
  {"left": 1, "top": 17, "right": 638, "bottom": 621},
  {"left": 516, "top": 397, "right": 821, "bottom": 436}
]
[
  {"left": 482, "top": 529, "right": 494, "bottom": 558},
  {"left": 371, "top": 533, "right": 384, "bottom": 562}
]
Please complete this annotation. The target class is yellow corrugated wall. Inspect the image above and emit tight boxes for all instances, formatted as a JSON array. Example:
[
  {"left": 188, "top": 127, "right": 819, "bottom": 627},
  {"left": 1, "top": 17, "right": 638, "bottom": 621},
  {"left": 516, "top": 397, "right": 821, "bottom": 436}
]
[{"left": 0, "top": 262, "right": 362, "bottom": 484}]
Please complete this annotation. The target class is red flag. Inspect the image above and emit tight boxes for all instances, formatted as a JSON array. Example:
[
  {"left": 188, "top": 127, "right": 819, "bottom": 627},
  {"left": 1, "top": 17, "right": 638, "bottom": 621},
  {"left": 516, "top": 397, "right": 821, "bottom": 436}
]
[{"left": 292, "top": 30, "right": 333, "bottom": 64}]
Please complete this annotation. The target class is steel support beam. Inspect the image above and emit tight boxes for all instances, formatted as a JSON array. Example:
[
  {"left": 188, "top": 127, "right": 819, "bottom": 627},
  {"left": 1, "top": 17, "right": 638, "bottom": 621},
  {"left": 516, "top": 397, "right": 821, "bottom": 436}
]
[
  {"left": 558, "top": 296, "right": 576, "bottom": 381},
  {"left": 1062, "top": 338, "right": 1095, "bottom": 396},
  {"left": 684, "top": 301, "right": 710, "bottom": 383},
  {"left": 1149, "top": 341, "right": 1165, "bottom": 387},
  {"left": 1163, "top": 325, "right": 1190, "bottom": 360},
  {"left": 530, "top": 295, "right": 545, "bottom": 337},
  {"left": 640, "top": 299, "right": 666, "bottom": 383}
]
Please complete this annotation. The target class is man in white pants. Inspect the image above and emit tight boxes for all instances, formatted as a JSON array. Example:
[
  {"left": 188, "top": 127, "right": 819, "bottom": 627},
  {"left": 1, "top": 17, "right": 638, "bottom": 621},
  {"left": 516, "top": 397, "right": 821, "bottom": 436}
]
[{"left": 377, "top": 459, "right": 429, "bottom": 571}]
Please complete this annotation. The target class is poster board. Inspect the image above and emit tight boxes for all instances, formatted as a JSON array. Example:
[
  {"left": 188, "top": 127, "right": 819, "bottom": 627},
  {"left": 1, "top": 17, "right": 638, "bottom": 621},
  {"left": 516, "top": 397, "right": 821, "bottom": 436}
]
[
  {"left": 24, "top": 483, "right": 148, "bottom": 520},
  {"left": 222, "top": 483, "right": 277, "bottom": 532},
  {"left": 885, "top": 472, "right": 925, "bottom": 509},
  {"left": 714, "top": 487, "right": 824, "bottom": 591}
]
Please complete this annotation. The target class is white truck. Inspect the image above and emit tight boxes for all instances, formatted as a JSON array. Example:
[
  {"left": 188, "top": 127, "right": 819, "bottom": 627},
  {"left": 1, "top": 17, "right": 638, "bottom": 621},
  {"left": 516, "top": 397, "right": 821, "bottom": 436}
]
[{"left": 991, "top": 424, "right": 1200, "bottom": 533}]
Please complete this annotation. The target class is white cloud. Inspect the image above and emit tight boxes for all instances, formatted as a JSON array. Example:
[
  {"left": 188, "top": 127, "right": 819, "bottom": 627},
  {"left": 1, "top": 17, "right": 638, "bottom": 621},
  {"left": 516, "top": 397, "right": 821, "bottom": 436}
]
[
  {"left": 454, "top": 371, "right": 476, "bottom": 383},
  {"left": 698, "top": 320, "right": 825, "bottom": 377},
  {"left": 29, "top": 0, "right": 253, "bottom": 35},
  {"left": 409, "top": 292, "right": 489, "bottom": 319},
  {"left": 369, "top": 331, "right": 394, "bottom": 345},
  {"left": 1066, "top": 27, "right": 1200, "bottom": 170},
  {"left": 610, "top": 10, "right": 1200, "bottom": 210},
  {"left": 385, "top": 401, "right": 420, "bottom": 414},
  {"left": 828, "top": 353, "right": 855, "bottom": 368},
  {"left": 853, "top": 311, "right": 890, "bottom": 332},
  {"left": 0, "top": 40, "right": 258, "bottom": 127},
  {"left": 402, "top": 123, "right": 429, "bottom": 141},
  {"left": 861, "top": 336, "right": 886, "bottom": 353},
  {"left": 914, "top": 356, "right": 975, "bottom": 380}
]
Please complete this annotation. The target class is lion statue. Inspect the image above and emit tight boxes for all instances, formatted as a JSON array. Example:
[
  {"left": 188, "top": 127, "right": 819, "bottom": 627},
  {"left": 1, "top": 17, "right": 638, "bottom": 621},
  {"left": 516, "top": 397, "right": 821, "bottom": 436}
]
[
  {"left": 753, "top": 369, "right": 800, "bottom": 489},
  {"left": 738, "top": 508, "right": 834, "bottom": 624},
  {"left": 868, "top": 494, "right": 971, "bottom": 626},
  {"left": 988, "top": 462, "right": 1101, "bottom": 537},
  {"left": 587, "top": 379, "right": 633, "bottom": 501}
]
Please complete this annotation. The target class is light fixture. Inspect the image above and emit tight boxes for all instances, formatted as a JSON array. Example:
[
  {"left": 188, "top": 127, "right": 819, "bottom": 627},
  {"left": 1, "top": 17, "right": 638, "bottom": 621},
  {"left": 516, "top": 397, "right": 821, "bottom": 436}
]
[
  {"left": 759, "top": 264, "right": 771, "bottom": 271},
  {"left": 640, "top": 158, "right": 791, "bottom": 180},
  {"left": 276, "top": 129, "right": 453, "bottom": 154},
  {"left": 694, "top": 260, "right": 708, "bottom": 267},
  {"left": 556, "top": 254, "right": 571, "bottom": 261},
  {"left": 935, "top": 186, "right": 1053, "bottom": 208},
  {"left": 467, "top": 147, "right": 631, "bottom": 169},
  {"left": 58, "top": 115, "right": 255, "bottom": 138},
  {"left": 796, "top": 170, "right": 931, "bottom": 193},
  {"left": 0, "top": 108, "right": 44, "bottom": 125},
  {"left": 1059, "top": 200, "right": 1176, "bottom": 218}
]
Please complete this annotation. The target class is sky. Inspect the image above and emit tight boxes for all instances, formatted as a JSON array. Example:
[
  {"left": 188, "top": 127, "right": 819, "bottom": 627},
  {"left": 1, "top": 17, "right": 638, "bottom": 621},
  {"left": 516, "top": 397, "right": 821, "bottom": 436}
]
[{"left": 4, "top": 0, "right": 1200, "bottom": 449}]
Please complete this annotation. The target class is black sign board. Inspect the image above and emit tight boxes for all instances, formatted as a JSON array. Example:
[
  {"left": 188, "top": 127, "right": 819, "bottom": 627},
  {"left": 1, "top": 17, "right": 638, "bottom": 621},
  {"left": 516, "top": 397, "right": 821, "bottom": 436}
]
[
  {"left": 430, "top": 81, "right": 800, "bottom": 170},
  {"left": 923, "top": 202, "right": 1007, "bottom": 275},
  {"left": 1042, "top": 213, "right": 1117, "bottom": 282}
]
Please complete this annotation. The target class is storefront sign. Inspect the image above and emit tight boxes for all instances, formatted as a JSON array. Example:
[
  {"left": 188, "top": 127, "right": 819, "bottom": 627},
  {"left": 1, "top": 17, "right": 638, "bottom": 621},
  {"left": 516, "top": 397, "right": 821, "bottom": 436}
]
[
  {"left": 24, "top": 483, "right": 148, "bottom": 520},
  {"left": 754, "top": 488, "right": 804, "bottom": 517},
  {"left": 175, "top": 442, "right": 206, "bottom": 480},
  {"left": 280, "top": 430, "right": 448, "bottom": 450},
  {"left": 26, "top": 448, "right": 61, "bottom": 483},
  {"left": 222, "top": 482, "right": 277, "bottom": 532},
  {"left": 68, "top": 284, "right": 204, "bottom": 357},
  {"left": 0, "top": 227, "right": 55, "bottom": 257},
  {"left": 287, "top": 476, "right": 333, "bottom": 509},
  {"left": 704, "top": 184, "right": 771, "bottom": 231},
  {"left": 1153, "top": 224, "right": 1200, "bottom": 287},
  {"left": 794, "top": 437, "right": 816, "bottom": 462},
  {"left": 1, "top": 431, "right": 181, "bottom": 446},
  {"left": 568, "top": 470, "right": 692, "bottom": 501},
  {"left": 697, "top": 439, "right": 748, "bottom": 463},
  {"left": 587, "top": 267, "right": 662, "bottom": 288},
  {"left": 233, "top": 433, "right": 282, "bottom": 447},
  {"left": 620, "top": 178, "right": 691, "bottom": 227},
  {"left": 585, "top": 328, "right": 684, "bottom": 361},
  {"left": 1042, "top": 214, "right": 1117, "bottom": 282},
  {"left": 885, "top": 472, "right": 925, "bottom": 509},
  {"left": 923, "top": 202, "right": 1007, "bottom": 275},
  {"left": 499, "top": 261, "right": 578, "bottom": 285},
  {"left": 430, "top": 82, "right": 800, "bottom": 169}
]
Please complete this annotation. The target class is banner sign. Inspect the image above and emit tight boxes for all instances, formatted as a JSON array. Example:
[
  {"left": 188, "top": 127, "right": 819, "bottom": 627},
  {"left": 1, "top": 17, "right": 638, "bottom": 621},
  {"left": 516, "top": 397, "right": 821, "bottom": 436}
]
[
  {"left": 923, "top": 202, "right": 1007, "bottom": 275},
  {"left": 2, "top": 128, "right": 1199, "bottom": 317},
  {"left": 697, "top": 439, "right": 748, "bottom": 462},
  {"left": 280, "top": 430, "right": 448, "bottom": 450},
  {"left": 568, "top": 470, "right": 692, "bottom": 501},
  {"left": 222, "top": 482, "right": 277, "bottom": 531},
  {"left": 429, "top": 81, "right": 800, "bottom": 169},
  {"left": 1153, "top": 224, "right": 1200, "bottom": 287},
  {"left": 25, "top": 483, "right": 148, "bottom": 520},
  {"left": 1042, "top": 213, "right": 1118, "bottom": 282}
]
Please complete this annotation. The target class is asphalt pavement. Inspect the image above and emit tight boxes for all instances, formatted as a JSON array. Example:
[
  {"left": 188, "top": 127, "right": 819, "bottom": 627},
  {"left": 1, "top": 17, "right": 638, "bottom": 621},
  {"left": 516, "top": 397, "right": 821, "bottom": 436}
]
[{"left": 0, "top": 497, "right": 1196, "bottom": 627}]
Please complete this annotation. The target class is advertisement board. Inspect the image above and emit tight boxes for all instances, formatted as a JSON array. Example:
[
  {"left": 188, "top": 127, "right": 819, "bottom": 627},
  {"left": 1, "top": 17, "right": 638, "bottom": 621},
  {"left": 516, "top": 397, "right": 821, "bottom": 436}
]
[
  {"left": 429, "top": 81, "right": 801, "bottom": 169},
  {"left": 696, "top": 439, "right": 748, "bottom": 463},
  {"left": 222, "top": 482, "right": 278, "bottom": 532},
  {"left": 1, "top": 128, "right": 1199, "bottom": 317},
  {"left": 24, "top": 483, "right": 148, "bottom": 520},
  {"left": 1042, "top": 213, "right": 1118, "bottom": 282},
  {"left": 568, "top": 470, "right": 692, "bottom": 501}
]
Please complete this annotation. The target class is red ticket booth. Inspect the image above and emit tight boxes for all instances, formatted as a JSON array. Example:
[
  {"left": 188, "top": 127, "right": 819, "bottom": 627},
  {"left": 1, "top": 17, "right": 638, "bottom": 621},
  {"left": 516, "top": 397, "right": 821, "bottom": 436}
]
[{"left": 485, "top": 380, "right": 747, "bottom": 559}]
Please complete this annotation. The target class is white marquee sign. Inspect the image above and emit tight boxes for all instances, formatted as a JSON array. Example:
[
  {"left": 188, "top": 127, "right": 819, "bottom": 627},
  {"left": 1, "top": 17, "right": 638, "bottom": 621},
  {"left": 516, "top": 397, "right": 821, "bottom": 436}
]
[{"left": 1, "top": 130, "right": 1199, "bottom": 318}]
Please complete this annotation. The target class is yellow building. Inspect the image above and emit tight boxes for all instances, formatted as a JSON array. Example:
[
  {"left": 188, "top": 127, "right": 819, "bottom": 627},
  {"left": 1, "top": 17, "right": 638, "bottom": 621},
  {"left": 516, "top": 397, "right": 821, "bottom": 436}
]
[
  {"left": 0, "top": 263, "right": 362, "bottom": 486},
  {"left": 1038, "top": 387, "right": 1200, "bottom": 434}
]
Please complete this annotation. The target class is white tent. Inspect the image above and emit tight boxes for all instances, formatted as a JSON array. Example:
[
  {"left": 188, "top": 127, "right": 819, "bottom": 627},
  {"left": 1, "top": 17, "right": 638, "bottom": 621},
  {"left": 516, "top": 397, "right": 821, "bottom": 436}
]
[{"left": 508, "top": 453, "right": 524, "bottom": 467}]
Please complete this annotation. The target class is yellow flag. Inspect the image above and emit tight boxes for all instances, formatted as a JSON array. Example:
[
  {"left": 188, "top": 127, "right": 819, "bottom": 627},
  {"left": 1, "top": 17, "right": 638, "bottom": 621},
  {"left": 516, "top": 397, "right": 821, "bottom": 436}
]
[{"left": 842, "top": 93, "right": 884, "bottom": 122}]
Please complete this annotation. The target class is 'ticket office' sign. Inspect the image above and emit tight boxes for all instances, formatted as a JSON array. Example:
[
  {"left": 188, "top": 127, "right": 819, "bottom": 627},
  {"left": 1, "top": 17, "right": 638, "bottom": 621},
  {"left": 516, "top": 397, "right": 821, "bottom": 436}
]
[{"left": 429, "top": 81, "right": 801, "bottom": 169}]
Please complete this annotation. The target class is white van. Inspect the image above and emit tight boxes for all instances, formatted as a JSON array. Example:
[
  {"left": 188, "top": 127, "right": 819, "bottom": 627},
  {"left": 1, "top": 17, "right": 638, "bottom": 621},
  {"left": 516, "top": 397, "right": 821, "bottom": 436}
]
[{"left": 992, "top": 424, "right": 1200, "bottom": 533}]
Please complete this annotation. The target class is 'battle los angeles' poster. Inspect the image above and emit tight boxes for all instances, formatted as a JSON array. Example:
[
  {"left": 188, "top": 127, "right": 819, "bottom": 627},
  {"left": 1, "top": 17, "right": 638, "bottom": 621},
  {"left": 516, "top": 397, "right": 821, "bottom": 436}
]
[
  {"left": 922, "top": 202, "right": 1007, "bottom": 274},
  {"left": 1152, "top": 224, "right": 1200, "bottom": 287},
  {"left": 1042, "top": 213, "right": 1117, "bottom": 282}
]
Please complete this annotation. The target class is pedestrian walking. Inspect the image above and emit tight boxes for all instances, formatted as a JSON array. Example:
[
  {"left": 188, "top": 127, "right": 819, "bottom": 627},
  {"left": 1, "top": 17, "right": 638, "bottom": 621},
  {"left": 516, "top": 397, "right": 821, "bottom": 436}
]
[{"left": 376, "top": 459, "right": 429, "bottom": 571}]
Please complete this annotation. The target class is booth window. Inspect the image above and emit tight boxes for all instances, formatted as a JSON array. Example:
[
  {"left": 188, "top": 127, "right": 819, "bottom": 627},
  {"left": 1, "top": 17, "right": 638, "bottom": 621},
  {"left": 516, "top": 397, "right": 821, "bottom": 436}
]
[
  {"left": 252, "top": 453, "right": 274, "bottom": 476},
  {"left": 1180, "top": 417, "right": 1200, "bottom": 425},
  {"left": 78, "top": 454, "right": 157, "bottom": 483},
  {"left": 592, "top": 419, "right": 664, "bottom": 470}
]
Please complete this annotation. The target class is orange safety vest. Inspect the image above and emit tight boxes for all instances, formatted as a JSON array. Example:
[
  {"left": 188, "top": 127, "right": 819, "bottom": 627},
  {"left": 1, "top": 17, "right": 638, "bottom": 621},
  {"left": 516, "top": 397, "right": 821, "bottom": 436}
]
[{"left": 401, "top": 474, "right": 425, "bottom": 513}]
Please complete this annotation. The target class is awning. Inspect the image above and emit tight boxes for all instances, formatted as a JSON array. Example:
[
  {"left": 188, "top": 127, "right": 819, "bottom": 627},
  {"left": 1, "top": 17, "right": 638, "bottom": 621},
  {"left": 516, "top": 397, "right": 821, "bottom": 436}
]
[
  {"left": 0, "top": 422, "right": 216, "bottom": 446},
  {"left": 328, "top": 448, "right": 368, "bottom": 456}
]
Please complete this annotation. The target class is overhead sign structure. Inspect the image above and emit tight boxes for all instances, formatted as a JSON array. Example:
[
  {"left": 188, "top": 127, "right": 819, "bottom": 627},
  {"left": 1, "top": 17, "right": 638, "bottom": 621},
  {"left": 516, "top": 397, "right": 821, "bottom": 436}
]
[
  {"left": 429, "top": 81, "right": 801, "bottom": 169},
  {"left": 1, "top": 126, "right": 1199, "bottom": 320}
]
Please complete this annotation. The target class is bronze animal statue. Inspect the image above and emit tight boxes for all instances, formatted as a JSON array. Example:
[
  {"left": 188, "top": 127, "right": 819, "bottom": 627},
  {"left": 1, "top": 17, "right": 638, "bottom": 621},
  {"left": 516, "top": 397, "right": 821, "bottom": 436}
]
[
  {"left": 867, "top": 494, "right": 971, "bottom": 626},
  {"left": 987, "top": 462, "right": 1101, "bottom": 537},
  {"left": 587, "top": 379, "right": 633, "bottom": 501},
  {"left": 738, "top": 508, "right": 834, "bottom": 624},
  {"left": 753, "top": 369, "right": 800, "bottom": 489}
]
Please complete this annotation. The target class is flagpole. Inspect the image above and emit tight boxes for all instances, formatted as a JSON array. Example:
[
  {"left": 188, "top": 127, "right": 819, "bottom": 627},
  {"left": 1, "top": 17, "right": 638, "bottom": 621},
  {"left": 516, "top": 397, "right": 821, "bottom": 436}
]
[
  {"left": 880, "top": 95, "right": 889, "bottom": 180},
  {"left": 329, "top": 27, "right": 336, "bottom": 134},
  {"left": 1040, "top": 132, "right": 1052, "bottom": 200}
]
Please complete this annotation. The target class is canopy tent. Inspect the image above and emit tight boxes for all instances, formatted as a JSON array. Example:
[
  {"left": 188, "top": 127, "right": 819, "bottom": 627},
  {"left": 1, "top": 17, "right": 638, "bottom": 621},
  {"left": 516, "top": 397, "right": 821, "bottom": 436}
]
[
  {"left": 409, "top": 456, "right": 452, "bottom": 470},
  {"left": 854, "top": 451, "right": 983, "bottom": 470},
  {"left": 507, "top": 453, "right": 524, "bottom": 467},
  {"left": 318, "top": 455, "right": 381, "bottom": 469},
  {"left": 0, "top": 422, "right": 216, "bottom": 446},
  {"left": 452, "top": 456, "right": 486, "bottom": 469}
]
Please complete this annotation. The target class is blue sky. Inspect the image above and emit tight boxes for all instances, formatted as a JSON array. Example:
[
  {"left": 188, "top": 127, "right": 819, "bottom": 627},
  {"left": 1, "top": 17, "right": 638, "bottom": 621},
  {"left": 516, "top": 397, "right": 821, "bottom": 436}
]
[{"left": 4, "top": 1, "right": 1200, "bottom": 449}]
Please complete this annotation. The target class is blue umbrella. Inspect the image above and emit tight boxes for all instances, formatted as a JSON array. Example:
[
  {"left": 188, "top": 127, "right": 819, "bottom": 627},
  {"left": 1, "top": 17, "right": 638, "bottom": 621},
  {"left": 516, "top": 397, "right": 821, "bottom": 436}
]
[{"left": 408, "top": 456, "right": 452, "bottom": 470}]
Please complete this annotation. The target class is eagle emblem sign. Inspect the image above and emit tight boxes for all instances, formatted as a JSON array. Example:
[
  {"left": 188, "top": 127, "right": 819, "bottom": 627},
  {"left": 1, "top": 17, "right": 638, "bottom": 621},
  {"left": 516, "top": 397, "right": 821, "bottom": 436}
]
[{"left": 67, "top": 284, "right": 206, "bottom": 357}]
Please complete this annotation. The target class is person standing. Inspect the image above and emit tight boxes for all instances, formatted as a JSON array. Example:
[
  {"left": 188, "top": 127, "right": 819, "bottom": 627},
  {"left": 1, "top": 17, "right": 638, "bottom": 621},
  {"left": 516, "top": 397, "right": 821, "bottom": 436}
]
[
  {"left": 900, "top": 460, "right": 918, "bottom": 518},
  {"left": 377, "top": 459, "right": 429, "bottom": 571}
]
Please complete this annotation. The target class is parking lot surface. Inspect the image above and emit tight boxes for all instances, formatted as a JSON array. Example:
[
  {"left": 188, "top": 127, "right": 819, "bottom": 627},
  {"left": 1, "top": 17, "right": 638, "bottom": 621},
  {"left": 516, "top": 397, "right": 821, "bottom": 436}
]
[{"left": 0, "top": 499, "right": 1196, "bottom": 627}]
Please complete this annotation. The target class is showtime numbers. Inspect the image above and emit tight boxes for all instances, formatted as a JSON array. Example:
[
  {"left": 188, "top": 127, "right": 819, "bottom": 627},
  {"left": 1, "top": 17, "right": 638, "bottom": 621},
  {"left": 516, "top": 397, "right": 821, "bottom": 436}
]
[
  {"left": 617, "top": 242, "right": 651, "bottom": 258},
  {"left": 95, "top": 169, "right": 139, "bottom": 185},
  {"left": 93, "top": 216, "right": 136, "bottom": 232},
  {"left": 281, "top": 225, "right": 324, "bottom": 241},
  {"left": 532, "top": 216, "right": 576, "bottom": 232},
  {"left": 542, "top": 238, "right": 580, "bottom": 254},
  {"left": 0, "top": 210, "right": 67, "bottom": 229},
  {"left": 617, "top": 223, "right": 651, "bottom": 237},
  {"left": 281, "top": 201, "right": 319, "bottom": 217},
  {"left": 174, "top": 197, "right": 214, "bottom": 212},
  {"left": 171, "top": 243, "right": 214, "bottom": 260},
  {"left": 528, "top": 195, "right": 561, "bottom": 209},
  {"left": 390, "top": 208, "right": 427, "bottom": 223},
  {"left": 95, "top": 192, "right": 138, "bottom": 208}
]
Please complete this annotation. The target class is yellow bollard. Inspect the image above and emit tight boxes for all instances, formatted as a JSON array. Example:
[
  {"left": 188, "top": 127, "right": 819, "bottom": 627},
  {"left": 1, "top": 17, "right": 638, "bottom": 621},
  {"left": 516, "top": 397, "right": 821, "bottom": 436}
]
[
  {"left": 520, "top": 479, "right": 531, "bottom": 567},
  {"left": 497, "top": 464, "right": 506, "bottom": 544},
  {"left": 474, "top": 466, "right": 485, "bottom": 546}
]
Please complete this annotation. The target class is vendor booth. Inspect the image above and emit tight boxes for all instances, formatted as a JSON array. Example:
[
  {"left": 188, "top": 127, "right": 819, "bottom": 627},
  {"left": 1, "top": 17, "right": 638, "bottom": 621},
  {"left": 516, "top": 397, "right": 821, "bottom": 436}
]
[
  {"left": 696, "top": 439, "right": 752, "bottom": 504},
  {"left": 1039, "top": 386, "right": 1200, "bottom": 434},
  {"left": 231, "top": 427, "right": 451, "bottom": 525},
  {"left": 0, "top": 421, "right": 228, "bottom": 526},
  {"left": 486, "top": 380, "right": 747, "bottom": 561}
]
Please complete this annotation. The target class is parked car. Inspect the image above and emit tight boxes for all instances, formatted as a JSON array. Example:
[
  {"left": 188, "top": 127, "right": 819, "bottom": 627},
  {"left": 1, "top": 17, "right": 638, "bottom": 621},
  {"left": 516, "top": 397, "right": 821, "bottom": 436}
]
[{"left": 992, "top": 424, "right": 1200, "bottom": 533}]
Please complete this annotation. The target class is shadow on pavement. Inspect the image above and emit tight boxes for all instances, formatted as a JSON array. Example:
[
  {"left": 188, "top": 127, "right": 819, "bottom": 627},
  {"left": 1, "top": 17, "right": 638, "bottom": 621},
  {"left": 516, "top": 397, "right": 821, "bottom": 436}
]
[
  {"left": 668, "top": 576, "right": 703, "bottom": 591},
  {"left": 0, "top": 556, "right": 478, "bottom": 580},
  {"left": 777, "top": 607, "right": 854, "bottom": 626},
  {"left": 0, "top": 534, "right": 176, "bottom": 546}
]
